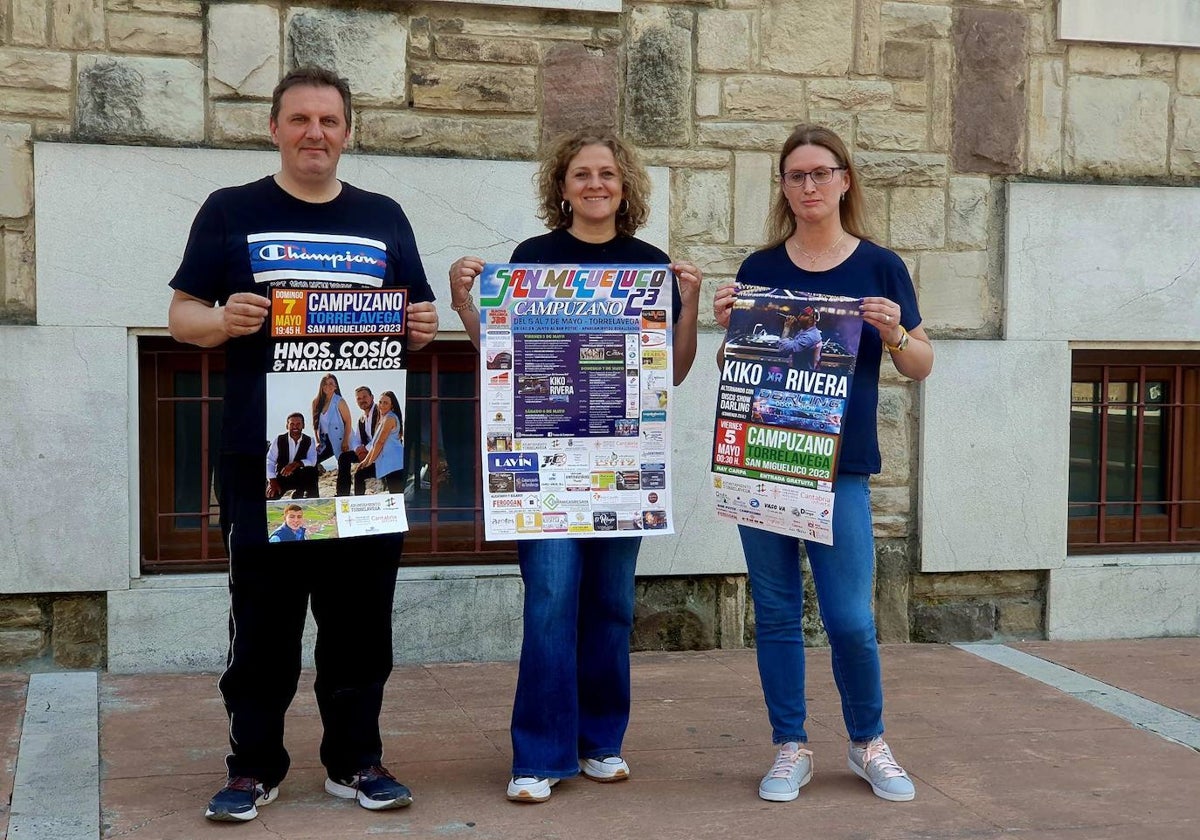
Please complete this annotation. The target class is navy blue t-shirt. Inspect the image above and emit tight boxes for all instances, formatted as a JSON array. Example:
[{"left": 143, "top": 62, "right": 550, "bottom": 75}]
[
  {"left": 510, "top": 228, "right": 683, "bottom": 321},
  {"left": 735, "top": 239, "right": 921, "bottom": 475},
  {"left": 170, "top": 176, "right": 435, "bottom": 455}
]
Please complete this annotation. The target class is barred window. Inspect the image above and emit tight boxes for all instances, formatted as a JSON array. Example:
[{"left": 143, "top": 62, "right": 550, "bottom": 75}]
[
  {"left": 138, "top": 336, "right": 514, "bottom": 572},
  {"left": 1068, "top": 350, "right": 1200, "bottom": 553}
]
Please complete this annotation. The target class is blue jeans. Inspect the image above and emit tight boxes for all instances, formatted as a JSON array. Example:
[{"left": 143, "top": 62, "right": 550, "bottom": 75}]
[
  {"left": 738, "top": 472, "right": 884, "bottom": 745},
  {"left": 510, "top": 537, "right": 640, "bottom": 778}
]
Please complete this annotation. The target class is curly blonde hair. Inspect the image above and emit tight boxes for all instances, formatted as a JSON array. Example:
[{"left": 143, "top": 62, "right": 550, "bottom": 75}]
[
  {"left": 763, "top": 124, "right": 870, "bottom": 250},
  {"left": 535, "top": 128, "right": 651, "bottom": 238}
]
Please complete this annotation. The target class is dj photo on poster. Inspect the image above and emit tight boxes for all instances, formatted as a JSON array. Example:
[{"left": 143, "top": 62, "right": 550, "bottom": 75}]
[
  {"left": 711, "top": 286, "right": 863, "bottom": 545},
  {"left": 476, "top": 263, "right": 677, "bottom": 541},
  {"left": 264, "top": 288, "right": 410, "bottom": 542}
]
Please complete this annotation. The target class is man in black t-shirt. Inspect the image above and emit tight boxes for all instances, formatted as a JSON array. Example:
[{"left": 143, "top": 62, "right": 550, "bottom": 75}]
[{"left": 167, "top": 66, "right": 438, "bottom": 824}]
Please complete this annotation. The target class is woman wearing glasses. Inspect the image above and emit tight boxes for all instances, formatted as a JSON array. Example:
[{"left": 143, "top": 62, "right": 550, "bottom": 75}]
[
  {"left": 448, "top": 128, "right": 702, "bottom": 803},
  {"left": 713, "top": 125, "right": 933, "bottom": 804}
]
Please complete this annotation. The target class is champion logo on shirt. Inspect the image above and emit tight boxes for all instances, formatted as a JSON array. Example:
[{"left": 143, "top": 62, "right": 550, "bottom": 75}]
[{"left": 247, "top": 232, "right": 388, "bottom": 286}]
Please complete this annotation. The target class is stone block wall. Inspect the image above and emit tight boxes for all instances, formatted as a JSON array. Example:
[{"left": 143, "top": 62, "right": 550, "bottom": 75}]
[
  {"left": 5, "top": 0, "right": 1198, "bottom": 661},
  {"left": 0, "top": 594, "right": 105, "bottom": 668}
]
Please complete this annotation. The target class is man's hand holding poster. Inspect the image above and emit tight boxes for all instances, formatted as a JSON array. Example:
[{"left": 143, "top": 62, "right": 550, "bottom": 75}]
[
  {"left": 711, "top": 286, "right": 863, "bottom": 545},
  {"left": 477, "top": 264, "right": 676, "bottom": 540}
]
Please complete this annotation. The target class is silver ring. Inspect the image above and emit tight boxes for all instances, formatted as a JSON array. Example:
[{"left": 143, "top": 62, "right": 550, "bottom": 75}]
[{"left": 885, "top": 314, "right": 891, "bottom": 323}]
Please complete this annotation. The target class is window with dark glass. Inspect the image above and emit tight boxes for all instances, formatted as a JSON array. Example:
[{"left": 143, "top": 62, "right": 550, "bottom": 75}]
[
  {"left": 1068, "top": 350, "right": 1200, "bottom": 552},
  {"left": 138, "top": 336, "right": 513, "bottom": 572}
]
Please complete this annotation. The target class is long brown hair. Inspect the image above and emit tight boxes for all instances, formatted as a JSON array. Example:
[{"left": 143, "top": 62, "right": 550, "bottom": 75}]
[
  {"left": 763, "top": 124, "right": 870, "bottom": 250},
  {"left": 535, "top": 128, "right": 651, "bottom": 238},
  {"left": 312, "top": 373, "right": 342, "bottom": 430}
]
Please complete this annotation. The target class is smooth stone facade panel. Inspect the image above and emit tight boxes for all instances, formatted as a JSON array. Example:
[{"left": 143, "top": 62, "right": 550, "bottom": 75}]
[
  {"left": 33, "top": 143, "right": 669, "bottom": 329},
  {"left": 107, "top": 573, "right": 527, "bottom": 672},
  {"left": 1048, "top": 560, "right": 1200, "bottom": 640},
  {"left": 1059, "top": 0, "right": 1200, "bottom": 49},
  {"left": 1006, "top": 182, "right": 1200, "bottom": 341},
  {"left": 0, "top": 326, "right": 129, "bottom": 592},
  {"left": 919, "top": 340, "right": 1070, "bottom": 573},
  {"left": 638, "top": 335, "right": 746, "bottom": 577}
]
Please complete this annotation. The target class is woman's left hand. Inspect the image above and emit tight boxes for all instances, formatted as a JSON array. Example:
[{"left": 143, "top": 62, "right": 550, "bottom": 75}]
[
  {"left": 671, "top": 261, "right": 703, "bottom": 311},
  {"left": 861, "top": 296, "right": 904, "bottom": 346},
  {"left": 406, "top": 300, "right": 439, "bottom": 351}
]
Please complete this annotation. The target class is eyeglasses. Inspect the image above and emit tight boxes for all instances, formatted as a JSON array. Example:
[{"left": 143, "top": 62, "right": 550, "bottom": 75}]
[{"left": 778, "top": 167, "right": 845, "bottom": 188}]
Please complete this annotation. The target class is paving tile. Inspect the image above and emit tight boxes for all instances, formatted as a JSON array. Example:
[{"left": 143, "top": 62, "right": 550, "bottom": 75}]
[
  {"left": 916, "top": 738, "right": 1200, "bottom": 831},
  {"left": 0, "top": 674, "right": 29, "bottom": 840},
  {"left": 1015, "top": 638, "right": 1200, "bottom": 718},
  {"left": 82, "top": 643, "right": 1200, "bottom": 840}
]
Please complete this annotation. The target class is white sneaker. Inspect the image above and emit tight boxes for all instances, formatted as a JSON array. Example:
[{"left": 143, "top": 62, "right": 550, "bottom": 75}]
[
  {"left": 579, "top": 755, "right": 630, "bottom": 782},
  {"left": 506, "top": 775, "right": 559, "bottom": 803},
  {"left": 847, "top": 737, "right": 915, "bottom": 802},
  {"left": 758, "top": 742, "right": 813, "bottom": 802}
]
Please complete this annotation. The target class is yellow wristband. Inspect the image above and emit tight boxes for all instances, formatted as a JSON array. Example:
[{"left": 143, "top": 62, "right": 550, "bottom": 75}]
[{"left": 884, "top": 326, "right": 909, "bottom": 353}]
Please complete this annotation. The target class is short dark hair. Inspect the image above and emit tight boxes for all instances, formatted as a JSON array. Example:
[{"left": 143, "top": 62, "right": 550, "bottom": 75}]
[
  {"left": 355, "top": 385, "right": 373, "bottom": 396},
  {"left": 271, "top": 66, "right": 353, "bottom": 130},
  {"left": 286, "top": 412, "right": 305, "bottom": 424}
]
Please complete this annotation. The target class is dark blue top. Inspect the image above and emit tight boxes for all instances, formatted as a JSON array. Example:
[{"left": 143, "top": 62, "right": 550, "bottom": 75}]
[
  {"left": 510, "top": 228, "right": 683, "bottom": 321},
  {"left": 268, "top": 523, "right": 305, "bottom": 542},
  {"left": 170, "top": 176, "right": 434, "bottom": 455},
  {"left": 735, "top": 239, "right": 921, "bottom": 475}
]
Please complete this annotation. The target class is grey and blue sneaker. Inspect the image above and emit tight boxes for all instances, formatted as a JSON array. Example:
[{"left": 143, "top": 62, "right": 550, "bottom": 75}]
[
  {"left": 847, "top": 737, "right": 915, "bottom": 802},
  {"left": 204, "top": 776, "right": 278, "bottom": 821},
  {"left": 325, "top": 765, "right": 413, "bottom": 810},
  {"left": 758, "top": 742, "right": 813, "bottom": 802}
]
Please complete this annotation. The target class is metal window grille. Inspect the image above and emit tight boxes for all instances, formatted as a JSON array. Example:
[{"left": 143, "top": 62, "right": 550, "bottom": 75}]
[
  {"left": 138, "top": 337, "right": 514, "bottom": 572},
  {"left": 1068, "top": 350, "right": 1200, "bottom": 553}
]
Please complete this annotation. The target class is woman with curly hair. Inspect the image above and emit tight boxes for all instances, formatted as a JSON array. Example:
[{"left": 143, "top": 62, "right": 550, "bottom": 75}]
[{"left": 448, "top": 128, "right": 702, "bottom": 802}]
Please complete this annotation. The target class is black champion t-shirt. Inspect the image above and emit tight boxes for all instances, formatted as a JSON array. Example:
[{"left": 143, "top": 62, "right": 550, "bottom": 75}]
[{"left": 170, "top": 176, "right": 435, "bottom": 455}]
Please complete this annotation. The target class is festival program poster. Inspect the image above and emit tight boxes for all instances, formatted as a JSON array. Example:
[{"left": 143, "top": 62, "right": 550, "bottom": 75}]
[
  {"left": 477, "top": 263, "right": 676, "bottom": 541},
  {"left": 711, "top": 287, "right": 863, "bottom": 545},
  {"left": 265, "top": 288, "right": 410, "bottom": 541}
]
